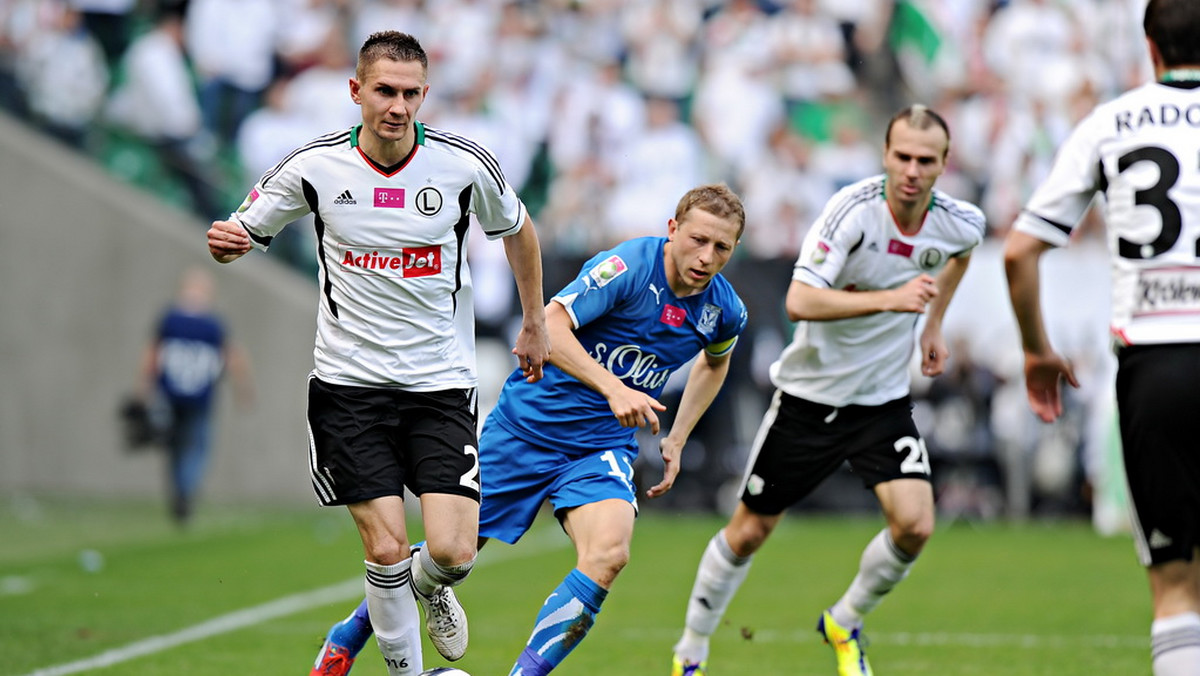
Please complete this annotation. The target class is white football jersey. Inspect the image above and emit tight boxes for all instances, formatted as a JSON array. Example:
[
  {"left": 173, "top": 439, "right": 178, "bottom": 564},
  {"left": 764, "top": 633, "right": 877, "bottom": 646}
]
[
  {"left": 1014, "top": 80, "right": 1200, "bottom": 346},
  {"left": 772, "top": 176, "right": 986, "bottom": 407},
  {"left": 233, "top": 122, "right": 527, "bottom": 389}
]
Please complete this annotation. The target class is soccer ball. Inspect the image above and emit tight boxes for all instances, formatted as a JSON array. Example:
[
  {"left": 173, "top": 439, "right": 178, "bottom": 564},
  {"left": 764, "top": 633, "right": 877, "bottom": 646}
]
[{"left": 419, "top": 669, "right": 470, "bottom": 676}]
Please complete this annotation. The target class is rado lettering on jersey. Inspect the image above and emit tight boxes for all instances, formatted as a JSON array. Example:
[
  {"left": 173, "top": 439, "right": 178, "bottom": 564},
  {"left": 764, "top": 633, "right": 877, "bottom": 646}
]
[
  {"left": 339, "top": 245, "right": 442, "bottom": 278},
  {"left": 1136, "top": 268, "right": 1200, "bottom": 316},
  {"left": 1114, "top": 103, "right": 1200, "bottom": 133},
  {"left": 591, "top": 343, "right": 670, "bottom": 389}
]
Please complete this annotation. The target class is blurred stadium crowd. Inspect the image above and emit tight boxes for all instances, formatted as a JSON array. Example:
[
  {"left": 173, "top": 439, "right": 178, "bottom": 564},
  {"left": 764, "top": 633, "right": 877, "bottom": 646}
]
[{"left": 0, "top": 0, "right": 1150, "bottom": 523}]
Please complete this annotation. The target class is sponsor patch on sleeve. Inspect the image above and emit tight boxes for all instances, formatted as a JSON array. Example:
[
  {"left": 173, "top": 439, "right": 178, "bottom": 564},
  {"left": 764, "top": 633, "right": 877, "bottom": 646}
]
[
  {"left": 588, "top": 254, "right": 629, "bottom": 288},
  {"left": 235, "top": 188, "right": 260, "bottom": 214},
  {"left": 811, "top": 241, "right": 830, "bottom": 265}
]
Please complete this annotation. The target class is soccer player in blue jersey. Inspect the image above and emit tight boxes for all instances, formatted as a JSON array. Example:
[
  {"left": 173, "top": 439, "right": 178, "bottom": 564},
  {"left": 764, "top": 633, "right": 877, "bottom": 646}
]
[{"left": 312, "top": 183, "right": 749, "bottom": 675}]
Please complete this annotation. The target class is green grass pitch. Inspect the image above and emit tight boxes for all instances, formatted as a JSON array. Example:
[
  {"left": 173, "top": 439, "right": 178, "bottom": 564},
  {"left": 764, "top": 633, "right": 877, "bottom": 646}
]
[{"left": 1, "top": 497, "right": 1149, "bottom": 675}]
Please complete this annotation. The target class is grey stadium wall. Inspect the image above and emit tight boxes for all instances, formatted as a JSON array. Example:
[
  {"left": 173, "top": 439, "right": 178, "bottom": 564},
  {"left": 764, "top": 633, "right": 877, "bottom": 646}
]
[{"left": 0, "top": 111, "right": 320, "bottom": 504}]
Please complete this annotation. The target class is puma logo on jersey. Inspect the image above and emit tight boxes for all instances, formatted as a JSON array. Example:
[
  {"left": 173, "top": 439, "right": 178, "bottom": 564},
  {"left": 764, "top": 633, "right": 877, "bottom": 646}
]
[{"left": 333, "top": 190, "right": 357, "bottom": 205}]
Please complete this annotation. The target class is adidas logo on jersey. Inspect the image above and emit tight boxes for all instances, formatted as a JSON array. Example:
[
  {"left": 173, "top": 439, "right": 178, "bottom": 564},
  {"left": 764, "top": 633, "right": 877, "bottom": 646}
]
[{"left": 334, "top": 190, "right": 357, "bottom": 205}]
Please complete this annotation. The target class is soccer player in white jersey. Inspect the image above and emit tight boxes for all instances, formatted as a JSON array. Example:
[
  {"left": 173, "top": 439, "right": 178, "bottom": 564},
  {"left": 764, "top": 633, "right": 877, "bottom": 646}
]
[
  {"left": 206, "top": 31, "right": 551, "bottom": 676},
  {"left": 670, "top": 106, "right": 985, "bottom": 676},
  {"left": 1004, "top": 1, "right": 1200, "bottom": 673},
  {"left": 306, "top": 184, "right": 749, "bottom": 675}
]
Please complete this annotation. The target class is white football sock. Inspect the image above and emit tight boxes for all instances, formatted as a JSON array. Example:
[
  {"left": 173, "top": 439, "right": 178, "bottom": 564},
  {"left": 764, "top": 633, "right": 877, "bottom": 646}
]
[
  {"left": 364, "top": 559, "right": 422, "bottom": 675},
  {"left": 412, "top": 546, "right": 474, "bottom": 597},
  {"left": 674, "top": 529, "right": 753, "bottom": 664},
  {"left": 831, "top": 529, "right": 915, "bottom": 630},
  {"left": 1152, "top": 611, "right": 1200, "bottom": 676}
]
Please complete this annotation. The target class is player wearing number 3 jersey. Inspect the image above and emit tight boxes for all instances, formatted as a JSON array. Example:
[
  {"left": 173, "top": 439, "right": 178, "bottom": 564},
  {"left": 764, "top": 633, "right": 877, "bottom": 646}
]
[
  {"left": 1005, "top": 1, "right": 1200, "bottom": 673},
  {"left": 671, "top": 105, "right": 985, "bottom": 676}
]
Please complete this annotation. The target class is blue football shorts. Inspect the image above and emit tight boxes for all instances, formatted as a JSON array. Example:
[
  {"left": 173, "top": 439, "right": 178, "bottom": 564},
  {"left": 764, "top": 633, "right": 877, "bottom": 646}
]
[{"left": 478, "top": 418, "right": 639, "bottom": 545}]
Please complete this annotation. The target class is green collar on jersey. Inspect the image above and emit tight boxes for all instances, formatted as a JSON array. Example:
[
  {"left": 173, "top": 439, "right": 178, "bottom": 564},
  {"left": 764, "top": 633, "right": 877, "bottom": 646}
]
[
  {"left": 348, "top": 122, "right": 426, "bottom": 147},
  {"left": 1161, "top": 69, "right": 1200, "bottom": 83}
]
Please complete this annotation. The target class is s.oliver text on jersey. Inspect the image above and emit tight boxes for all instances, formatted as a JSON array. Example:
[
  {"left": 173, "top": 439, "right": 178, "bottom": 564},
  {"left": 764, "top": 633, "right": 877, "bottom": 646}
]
[
  {"left": 589, "top": 342, "right": 670, "bottom": 390},
  {"left": 339, "top": 245, "right": 442, "bottom": 278}
]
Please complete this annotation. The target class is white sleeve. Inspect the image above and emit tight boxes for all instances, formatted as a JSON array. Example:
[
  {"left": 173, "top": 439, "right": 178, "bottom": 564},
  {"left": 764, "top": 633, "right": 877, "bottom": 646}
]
[
  {"left": 1013, "top": 111, "right": 1104, "bottom": 247},
  {"left": 230, "top": 160, "right": 312, "bottom": 251}
]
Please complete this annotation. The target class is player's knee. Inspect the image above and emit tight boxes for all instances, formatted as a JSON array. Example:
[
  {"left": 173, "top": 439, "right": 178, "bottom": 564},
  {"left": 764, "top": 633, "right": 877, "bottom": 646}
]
[
  {"left": 365, "top": 539, "right": 409, "bottom": 566},
  {"left": 892, "top": 516, "right": 934, "bottom": 554},
  {"left": 426, "top": 540, "right": 478, "bottom": 570},
  {"left": 726, "top": 517, "right": 773, "bottom": 556},
  {"left": 581, "top": 541, "right": 630, "bottom": 582}
]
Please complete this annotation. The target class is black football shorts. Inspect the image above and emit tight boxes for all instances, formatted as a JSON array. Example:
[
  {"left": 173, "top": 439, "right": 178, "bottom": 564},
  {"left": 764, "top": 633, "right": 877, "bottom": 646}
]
[
  {"left": 306, "top": 374, "right": 480, "bottom": 506},
  {"left": 740, "top": 390, "right": 928, "bottom": 515}
]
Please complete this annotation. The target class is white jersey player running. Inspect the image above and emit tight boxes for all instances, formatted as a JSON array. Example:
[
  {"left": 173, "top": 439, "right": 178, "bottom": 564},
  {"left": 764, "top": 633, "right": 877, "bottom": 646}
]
[
  {"left": 207, "top": 31, "right": 551, "bottom": 676},
  {"left": 671, "top": 105, "right": 985, "bottom": 676},
  {"left": 1005, "top": 1, "right": 1200, "bottom": 672}
]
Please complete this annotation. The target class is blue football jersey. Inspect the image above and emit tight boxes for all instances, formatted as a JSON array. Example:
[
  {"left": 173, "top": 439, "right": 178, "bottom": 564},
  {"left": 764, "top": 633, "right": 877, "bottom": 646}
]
[
  {"left": 489, "top": 236, "right": 747, "bottom": 453},
  {"left": 155, "top": 309, "right": 226, "bottom": 406}
]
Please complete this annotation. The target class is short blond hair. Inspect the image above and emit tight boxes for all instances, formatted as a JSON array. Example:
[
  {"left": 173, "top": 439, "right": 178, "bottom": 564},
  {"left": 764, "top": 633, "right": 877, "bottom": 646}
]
[{"left": 674, "top": 184, "right": 746, "bottom": 240}]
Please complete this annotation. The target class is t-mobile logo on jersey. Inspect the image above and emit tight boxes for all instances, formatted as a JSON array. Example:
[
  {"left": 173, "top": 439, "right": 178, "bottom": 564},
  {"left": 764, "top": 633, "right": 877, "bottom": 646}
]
[
  {"left": 660, "top": 305, "right": 687, "bottom": 327},
  {"left": 340, "top": 245, "right": 441, "bottom": 278},
  {"left": 373, "top": 188, "right": 405, "bottom": 208}
]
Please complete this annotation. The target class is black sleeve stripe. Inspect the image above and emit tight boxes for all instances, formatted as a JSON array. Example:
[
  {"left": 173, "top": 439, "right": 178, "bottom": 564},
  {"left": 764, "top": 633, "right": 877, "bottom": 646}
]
[
  {"left": 1021, "top": 209, "right": 1074, "bottom": 236},
  {"left": 303, "top": 178, "right": 338, "bottom": 319},
  {"left": 933, "top": 193, "right": 988, "bottom": 238},
  {"left": 482, "top": 202, "right": 525, "bottom": 237},
  {"left": 796, "top": 266, "right": 833, "bottom": 288},
  {"left": 451, "top": 186, "right": 472, "bottom": 318},
  {"left": 260, "top": 129, "right": 352, "bottom": 188},
  {"left": 423, "top": 126, "right": 506, "bottom": 193},
  {"left": 818, "top": 178, "right": 884, "bottom": 240},
  {"left": 847, "top": 232, "right": 865, "bottom": 255},
  {"left": 246, "top": 229, "right": 273, "bottom": 247}
]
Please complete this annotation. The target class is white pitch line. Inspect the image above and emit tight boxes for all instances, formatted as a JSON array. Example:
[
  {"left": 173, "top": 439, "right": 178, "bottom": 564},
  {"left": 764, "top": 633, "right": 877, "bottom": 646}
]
[
  {"left": 615, "top": 626, "right": 1148, "bottom": 649},
  {"left": 20, "top": 578, "right": 363, "bottom": 676},
  {"left": 19, "top": 528, "right": 568, "bottom": 676}
]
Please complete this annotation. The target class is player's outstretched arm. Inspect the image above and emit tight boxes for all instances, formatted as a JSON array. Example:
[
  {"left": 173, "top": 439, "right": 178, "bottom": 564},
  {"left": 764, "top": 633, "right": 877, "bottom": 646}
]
[
  {"left": 503, "top": 215, "right": 551, "bottom": 382},
  {"left": 207, "top": 220, "right": 252, "bottom": 264},
  {"left": 785, "top": 275, "right": 938, "bottom": 322},
  {"left": 1003, "top": 230, "right": 1080, "bottom": 422},
  {"left": 544, "top": 301, "right": 665, "bottom": 432},
  {"left": 647, "top": 350, "right": 734, "bottom": 499}
]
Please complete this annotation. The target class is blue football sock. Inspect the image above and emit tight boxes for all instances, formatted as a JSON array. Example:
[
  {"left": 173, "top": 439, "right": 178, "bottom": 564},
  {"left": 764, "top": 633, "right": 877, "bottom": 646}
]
[
  {"left": 509, "top": 569, "right": 608, "bottom": 676},
  {"left": 329, "top": 598, "right": 373, "bottom": 656}
]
